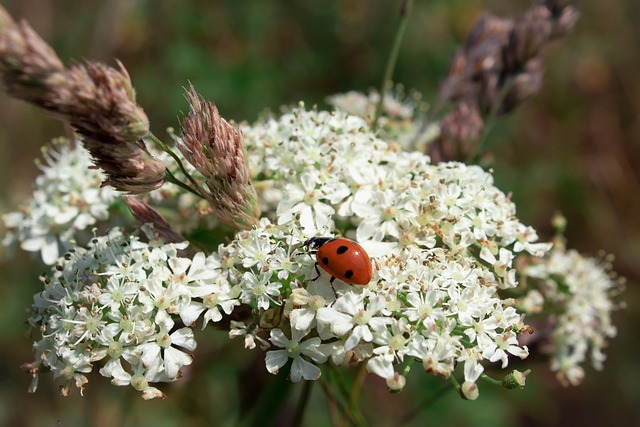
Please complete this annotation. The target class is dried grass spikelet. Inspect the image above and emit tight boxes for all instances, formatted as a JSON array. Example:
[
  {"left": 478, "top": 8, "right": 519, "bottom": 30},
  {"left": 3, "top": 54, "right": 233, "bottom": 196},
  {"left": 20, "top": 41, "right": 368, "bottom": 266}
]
[
  {"left": 0, "top": 5, "right": 165, "bottom": 194},
  {"left": 0, "top": 6, "right": 64, "bottom": 102},
  {"left": 178, "top": 85, "right": 261, "bottom": 230},
  {"left": 440, "top": 0, "right": 578, "bottom": 116},
  {"left": 431, "top": 0, "right": 578, "bottom": 163},
  {"left": 125, "top": 196, "right": 185, "bottom": 244},
  {"left": 428, "top": 102, "right": 484, "bottom": 163}
]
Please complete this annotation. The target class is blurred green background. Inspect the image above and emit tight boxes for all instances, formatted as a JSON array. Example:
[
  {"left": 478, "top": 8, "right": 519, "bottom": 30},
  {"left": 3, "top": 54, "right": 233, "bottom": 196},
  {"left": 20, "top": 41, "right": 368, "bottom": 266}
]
[{"left": 0, "top": 0, "right": 638, "bottom": 426}]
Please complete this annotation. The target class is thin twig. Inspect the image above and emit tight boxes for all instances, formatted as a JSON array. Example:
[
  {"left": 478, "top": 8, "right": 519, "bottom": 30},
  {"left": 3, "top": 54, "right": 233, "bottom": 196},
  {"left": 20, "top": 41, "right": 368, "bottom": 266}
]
[
  {"left": 465, "top": 77, "right": 516, "bottom": 163},
  {"left": 394, "top": 382, "right": 453, "bottom": 426},
  {"left": 371, "top": 0, "right": 414, "bottom": 131},
  {"left": 293, "top": 381, "right": 314, "bottom": 427},
  {"left": 148, "top": 132, "right": 203, "bottom": 193}
]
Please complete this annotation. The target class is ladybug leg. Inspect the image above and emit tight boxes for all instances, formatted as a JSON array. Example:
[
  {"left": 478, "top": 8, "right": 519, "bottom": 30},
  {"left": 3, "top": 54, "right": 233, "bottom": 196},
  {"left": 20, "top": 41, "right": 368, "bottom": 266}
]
[
  {"left": 329, "top": 275, "right": 338, "bottom": 300},
  {"left": 311, "top": 263, "right": 321, "bottom": 281},
  {"left": 309, "top": 259, "right": 338, "bottom": 300}
]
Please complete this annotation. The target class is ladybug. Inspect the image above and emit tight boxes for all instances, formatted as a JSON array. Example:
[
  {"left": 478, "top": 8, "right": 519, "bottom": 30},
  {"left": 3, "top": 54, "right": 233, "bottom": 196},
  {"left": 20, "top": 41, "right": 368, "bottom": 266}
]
[{"left": 303, "top": 237, "right": 372, "bottom": 286}]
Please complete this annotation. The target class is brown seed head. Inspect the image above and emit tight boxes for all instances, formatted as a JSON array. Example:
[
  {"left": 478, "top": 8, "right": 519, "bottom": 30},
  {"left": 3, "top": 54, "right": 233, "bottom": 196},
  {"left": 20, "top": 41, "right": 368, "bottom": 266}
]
[
  {"left": 0, "top": 8, "right": 64, "bottom": 103},
  {"left": 429, "top": 102, "right": 484, "bottom": 163},
  {"left": 179, "top": 85, "right": 261, "bottom": 230},
  {"left": 434, "top": 0, "right": 579, "bottom": 164},
  {"left": 0, "top": 5, "right": 164, "bottom": 194},
  {"left": 505, "top": 5, "right": 552, "bottom": 71},
  {"left": 49, "top": 61, "right": 150, "bottom": 141}
]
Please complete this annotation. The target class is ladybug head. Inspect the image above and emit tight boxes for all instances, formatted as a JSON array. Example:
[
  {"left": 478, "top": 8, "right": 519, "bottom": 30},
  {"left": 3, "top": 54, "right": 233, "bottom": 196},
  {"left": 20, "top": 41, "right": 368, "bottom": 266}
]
[{"left": 303, "top": 236, "right": 333, "bottom": 252}]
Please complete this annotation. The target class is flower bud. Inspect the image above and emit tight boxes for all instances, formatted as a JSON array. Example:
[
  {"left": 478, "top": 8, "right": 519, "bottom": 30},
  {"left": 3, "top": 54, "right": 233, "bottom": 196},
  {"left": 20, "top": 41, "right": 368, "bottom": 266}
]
[
  {"left": 501, "top": 369, "right": 531, "bottom": 389},
  {"left": 125, "top": 196, "right": 185, "bottom": 243},
  {"left": 460, "top": 381, "right": 479, "bottom": 400},
  {"left": 386, "top": 373, "right": 406, "bottom": 392}
]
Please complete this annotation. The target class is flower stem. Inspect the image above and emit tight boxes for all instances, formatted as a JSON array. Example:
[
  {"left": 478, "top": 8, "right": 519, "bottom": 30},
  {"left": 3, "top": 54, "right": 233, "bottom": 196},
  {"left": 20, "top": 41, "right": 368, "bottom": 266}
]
[
  {"left": 348, "top": 362, "right": 369, "bottom": 415},
  {"left": 323, "top": 366, "right": 367, "bottom": 427},
  {"left": 292, "top": 380, "right": 313, "bottom": 427},
  {"left": 148, "top": 132, "right": 203, "bottom": 193},
  {"left": 162, "top": 168, "right": 202, "bottom": 197},
  {"left": 395, "top": 381, "right": 453, "bottom": 426},
  {"left": 465, "top": 76, "right": 516, "bottom": 163},
  {"left": 480, "top": 373, "right": 503, "bottom": 387},
  {"left": 371, "top": 0, "right": 413, "bottom": 131}
]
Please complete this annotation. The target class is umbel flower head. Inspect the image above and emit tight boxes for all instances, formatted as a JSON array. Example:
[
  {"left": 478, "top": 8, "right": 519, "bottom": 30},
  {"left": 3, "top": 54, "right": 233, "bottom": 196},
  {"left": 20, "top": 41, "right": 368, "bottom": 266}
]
[
  {"left": 0, "top": 5, "right": 165, "bottom": 194},
  {"left": 522, "top": 242, "right": 622, "bottom": 386},
  {"left": 25, "top": 104, "right": 574, "bottom": 400}
]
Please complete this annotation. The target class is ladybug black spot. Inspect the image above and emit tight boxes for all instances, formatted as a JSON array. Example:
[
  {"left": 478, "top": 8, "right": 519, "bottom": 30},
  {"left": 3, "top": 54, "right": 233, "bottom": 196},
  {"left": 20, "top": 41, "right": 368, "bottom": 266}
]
[
  {"left": 321, "top": 256, "right": 329, "bottom": 265},
  {"left": 337, "top": 245, "right": 349, "bottom": 255},
  {"left": 344, "top": 270, "right": 354, "bottom": 279}
]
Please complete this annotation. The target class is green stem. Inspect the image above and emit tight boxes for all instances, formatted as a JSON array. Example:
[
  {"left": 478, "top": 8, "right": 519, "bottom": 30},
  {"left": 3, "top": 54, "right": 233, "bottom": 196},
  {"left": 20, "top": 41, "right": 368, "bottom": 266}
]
[
  {"left": 293, "top": 381, "right": 313, "bottom": 427},
  {"left": 163, "top": 168, "right": 202, "bottom": 197},
  {"left": 320, "top": 377, "right": 342, "bottom": 427},
  {"left": 323, "top": 367, "right": 366, "bottom": 427},
  {"left": 148, "top": 132, "right": 203, "bottom": 192},
  {"left": 395, "top": 381, "right": 453, "bottom": 426},
  {"left": 465, "top": 77, "right": 516, "bottom": 163},
  {"left": 348, "top": 363, "right": 369, "bottom": 419},
  {"left": 449, "top": 374, "right": 461, "bottom": 390},
  {"left": 480, "top": 373, "right": 502, "bottom": 387},
  {"left": 371, "top": 0, "right": 413, "bottom": 131}
]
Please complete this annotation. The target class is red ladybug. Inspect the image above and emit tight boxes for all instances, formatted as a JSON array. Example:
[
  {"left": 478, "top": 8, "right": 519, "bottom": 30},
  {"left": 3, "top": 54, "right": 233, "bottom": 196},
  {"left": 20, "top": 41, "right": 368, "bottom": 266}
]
[{"left": 303, "top": 237, "right": 372, "bottom": 285}]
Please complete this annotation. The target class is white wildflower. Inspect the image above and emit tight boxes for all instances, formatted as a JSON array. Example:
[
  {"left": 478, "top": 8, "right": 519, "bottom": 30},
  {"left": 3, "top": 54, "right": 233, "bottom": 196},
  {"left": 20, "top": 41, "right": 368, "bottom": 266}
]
[
  {"left": 265, "top": 328, "right": 327, "bottom": 382},
  {"left": 3, "top": 139, "right": 117, "bottom": 264},
  {"left": 523, "top": 246, "right": 620, "bottom": 386}
]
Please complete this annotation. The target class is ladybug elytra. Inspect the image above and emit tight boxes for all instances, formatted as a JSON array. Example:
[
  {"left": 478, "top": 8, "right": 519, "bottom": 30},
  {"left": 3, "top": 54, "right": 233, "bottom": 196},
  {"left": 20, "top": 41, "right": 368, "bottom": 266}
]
[{"left": 303, "top": 237, "right": 372, "bottom": 285}]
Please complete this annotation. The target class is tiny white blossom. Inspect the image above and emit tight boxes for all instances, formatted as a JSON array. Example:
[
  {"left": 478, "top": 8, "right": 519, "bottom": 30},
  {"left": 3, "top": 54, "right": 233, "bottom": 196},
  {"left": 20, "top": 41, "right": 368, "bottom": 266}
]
[{"left": 265, "top": 328, "right": 328, "bottom": 382}]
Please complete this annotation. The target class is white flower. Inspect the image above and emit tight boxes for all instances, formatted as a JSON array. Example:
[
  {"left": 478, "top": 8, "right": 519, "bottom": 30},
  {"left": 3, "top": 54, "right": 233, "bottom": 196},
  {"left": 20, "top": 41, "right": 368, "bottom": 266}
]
[
  {"left": 366, "top": 318, "right": 412, "bottom": 379},
  {"left": 289, "top": 287, "right": 330, "bottom": 334},
  {"left": 265, "top": 328, "right": 328, "bottom": 382},
  {"left": 100, "top": 359, "right": 166, "bottom": 400},
  {"left": 97, "top": 276, "right": 140, "bottom": 312},
  {"left": 483, "top": 332, "right": 529, "bottom": 368},
  {"left": 352, "top": 189, "right": 408, "bottom": 242},
  {"left": 134, "top": 310, "right": 196, "bottom": 380},
  {"left": 183, "top": 279, "right": 240, "bottom": 328},
  {"left": 316, "top": 291, "right": 389, "bottom": 351},
  {"left": 229, "top": 320, "right": 270, "bottom": 350},
  {"left": 240, "top": 271, "right": 282, "bottom": 310},
  {"left": 277, "top": 170, "right": 348, "bottom": 235}
]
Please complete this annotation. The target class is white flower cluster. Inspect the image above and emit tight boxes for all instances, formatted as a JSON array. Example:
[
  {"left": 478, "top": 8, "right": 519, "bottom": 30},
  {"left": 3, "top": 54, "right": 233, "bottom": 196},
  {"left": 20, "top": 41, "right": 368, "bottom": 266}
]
[
  {"left": 26, "top": 105, "right": 555, "bottom": 399},
  {"left": 326, "top": 88, "right": 415, "bottom": 122},
  {"left": 325, "top": 89, "right": 438, "bottom": 151},
  {"left": 38, "top": 104, "right": 631, "bottom": 401},
  {"left": 523, "top": 246, "right": 620, "bottom": 386},
  {"left": 2, "top": 139, "right": 117, "bottom": 264},
  {"left": 26, "top": 228, "right": 228, "bottom": 399},
  {"left": 238, "top": 107, "right": 551, "bottom": 393}
]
